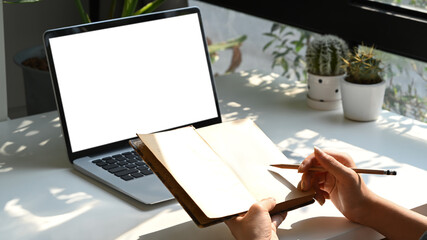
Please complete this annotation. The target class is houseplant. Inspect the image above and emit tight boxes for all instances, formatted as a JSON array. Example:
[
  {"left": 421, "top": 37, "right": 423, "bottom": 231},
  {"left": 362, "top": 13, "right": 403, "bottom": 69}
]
[
  {"left": 5, "top": 0, "right": 53, "bottom": 115},
  {"left": 341, "top": 46, "right": 386, "bottom": 121},
  {"left": 305, "top": 34, "right": 349, "bottom": 110},
  {"left": 75, "top": 0, "right": 167, "bottom": 23}
]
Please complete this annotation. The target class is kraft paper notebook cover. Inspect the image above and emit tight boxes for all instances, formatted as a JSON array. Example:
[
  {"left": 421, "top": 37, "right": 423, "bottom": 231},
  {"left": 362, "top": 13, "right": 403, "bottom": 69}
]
[{"left": 129, "top": 119, "right": 315, "bottom": 227}]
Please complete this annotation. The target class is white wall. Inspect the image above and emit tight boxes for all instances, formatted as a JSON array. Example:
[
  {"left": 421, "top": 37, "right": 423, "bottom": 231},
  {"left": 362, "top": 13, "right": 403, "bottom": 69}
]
[{"left": 3, "top": 0, "right": 87, "bottom": 116}]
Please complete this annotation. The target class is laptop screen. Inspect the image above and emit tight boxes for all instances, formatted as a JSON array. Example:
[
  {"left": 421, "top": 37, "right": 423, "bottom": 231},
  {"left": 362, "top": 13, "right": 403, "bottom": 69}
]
[{"left": 45, "top": 8, "right": 221, "bottom": 156}]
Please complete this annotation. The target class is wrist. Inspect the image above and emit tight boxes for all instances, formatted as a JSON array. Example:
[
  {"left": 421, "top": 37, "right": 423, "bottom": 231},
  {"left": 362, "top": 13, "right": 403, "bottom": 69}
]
[{"left": 347, "top": 189, "right": 379, "bottom": 225}]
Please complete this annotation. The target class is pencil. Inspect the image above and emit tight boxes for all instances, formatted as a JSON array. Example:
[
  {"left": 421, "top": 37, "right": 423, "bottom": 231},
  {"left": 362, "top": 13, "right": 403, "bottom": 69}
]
[{"left": 270, "top": 164, "right": 397, "bottom": 175}]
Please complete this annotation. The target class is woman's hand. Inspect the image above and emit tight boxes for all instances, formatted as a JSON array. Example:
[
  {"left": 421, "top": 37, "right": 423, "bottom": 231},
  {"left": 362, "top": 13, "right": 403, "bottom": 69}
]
[
  {"left": 299, "top": 147, "right": 374, "bottom": 223},
  {"left": 225, "top": 198, "right": 287, "bottom": 240},
  {"left": 299, "top": 147, "right": 427, "bottom": 239}
]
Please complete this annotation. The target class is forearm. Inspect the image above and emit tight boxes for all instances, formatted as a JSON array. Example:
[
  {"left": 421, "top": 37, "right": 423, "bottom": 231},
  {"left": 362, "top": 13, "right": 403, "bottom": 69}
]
[{"left": 361, "top": 194, "right": 427, "bottom": 240}]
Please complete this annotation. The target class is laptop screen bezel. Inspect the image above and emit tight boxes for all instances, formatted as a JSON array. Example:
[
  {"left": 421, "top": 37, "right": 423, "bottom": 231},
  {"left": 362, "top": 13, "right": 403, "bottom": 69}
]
[{"left": 43, "top": 7, "right": 222, "bottom": 163}]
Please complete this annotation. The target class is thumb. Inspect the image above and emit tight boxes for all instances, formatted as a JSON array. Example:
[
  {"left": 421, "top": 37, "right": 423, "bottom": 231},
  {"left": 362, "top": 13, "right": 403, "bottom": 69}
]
[
  {"left": 314, "top": 147, "right": 353, "bottom": 180},
  {"left": 257, "top": 197, "right": 276, "bottom": 212}
]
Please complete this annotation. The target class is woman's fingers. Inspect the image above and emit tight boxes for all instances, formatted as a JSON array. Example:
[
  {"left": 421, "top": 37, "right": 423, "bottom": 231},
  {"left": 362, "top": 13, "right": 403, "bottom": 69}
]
[
  {"left": 271, "top": 212, "right": 287, "bottom": 228},
  {"left": 314, "top": 147, "right": 354, "bottom": 181}
]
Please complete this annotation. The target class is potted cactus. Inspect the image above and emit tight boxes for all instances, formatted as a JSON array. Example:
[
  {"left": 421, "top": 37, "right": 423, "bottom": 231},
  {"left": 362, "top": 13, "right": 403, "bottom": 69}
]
[
  {"left": 341, "top": 46, "right": 386, "bottom": 121},
  {"left": 305, "top": 35, "right": 349, "bottom": 110}
]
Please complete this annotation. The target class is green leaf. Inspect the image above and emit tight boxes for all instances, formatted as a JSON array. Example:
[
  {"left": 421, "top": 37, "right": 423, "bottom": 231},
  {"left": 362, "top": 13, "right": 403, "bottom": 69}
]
[
  {"left": 294, "top": 55, "right": 305, "bottom": 68},
  {"left": 280, "top": 39, "right": 289, "bottom": 47},
  {"left": 281, "top": 58, "right": 289, "bottom": 72},
  {"left": 134, "top": 0, "right": 165, "bottom": 15},
  {"left": 109, "top": 0, "right": 117, "bottom": 19},
  {"left": 274, "top": 48, "right": 291, "bottom": 58},
  {"left": 122, "top": 0, "right": 138, "bottom": 17},
  {"left": 75, "top": 0, "right": 91, "bottom": 23},
  {"left": 293, "top": 40, "right": 304, "bottom": 53},
  {"left": 270, "top": 23, "right": 280, "bottom": 33},
  {"left": 283, "top": 31, "right": 294, "bottom": 37},
  {"left": 208, "top": 35, "right": 247, "bottom": 54},
  {"left": 271, "top": 60, "right": 276, "bottom": 69},
  {"left": 263, "top": 32, "right": 280, "bottom": 40},
  {"left": 263, "top": 40, "right": 275, "bottom": 52},
  {"left": 295, "top": 71, "right": 301, "bottom": 81}
]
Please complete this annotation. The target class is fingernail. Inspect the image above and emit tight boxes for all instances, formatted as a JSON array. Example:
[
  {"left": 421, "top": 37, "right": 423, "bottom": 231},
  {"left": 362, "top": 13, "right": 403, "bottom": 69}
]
[
  {"left": 298, "top": 162, "right": 304, "bottom": 172},
  {"left": 301, "top": 180, "right": 306, "bottom": 191},
  {"left": 314, "top": 146, "right": 324, "bottom": 154}
]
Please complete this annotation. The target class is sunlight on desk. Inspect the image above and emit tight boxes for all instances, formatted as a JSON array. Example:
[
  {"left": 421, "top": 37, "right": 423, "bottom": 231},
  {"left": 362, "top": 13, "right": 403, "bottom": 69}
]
[
  {"left": 116, "top": 207, "right": 191, "bottom": 240},
  {"left": 4, "top": 192, "right": 98, "bottom": 232},
  {"left": 377, "top": 112, "right": 427, "bottom": 142},
  {"left": 276, "top": 128, "right": 424, "bottom": 199},
  {"left": 0, "top": 162, "right": 12, "bottom": 172},
  {"left": 137, "top": 221, "right": 234, "bottom": 240},
  {"left": 213, "top": 71, "right": 427, "bottom": 239},
  {"left": 0, "top": 70, "right": 426, "bottom": 239},
  {"left": 239, "top": 70, "right": 306, "bottom": 96}
]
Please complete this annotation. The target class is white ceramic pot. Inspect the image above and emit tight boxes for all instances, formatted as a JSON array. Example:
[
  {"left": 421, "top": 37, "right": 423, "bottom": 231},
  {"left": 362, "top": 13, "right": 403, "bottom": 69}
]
[
  {"left": 340, "top": 79, "right": 386, "bottom": 121},
  {"left": 307, "top": 73, "right": 345, "bottom": 110}
]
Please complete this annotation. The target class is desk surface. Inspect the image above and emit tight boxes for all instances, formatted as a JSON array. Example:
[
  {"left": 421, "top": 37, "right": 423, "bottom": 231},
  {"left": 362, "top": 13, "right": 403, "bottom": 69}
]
[{"left": 1, "top": 70, "right": 426, "bottom": 240}]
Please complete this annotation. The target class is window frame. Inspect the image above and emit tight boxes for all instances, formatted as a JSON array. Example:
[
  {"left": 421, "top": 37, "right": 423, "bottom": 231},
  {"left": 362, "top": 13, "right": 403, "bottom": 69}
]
[{"left": 198, "top": 0, "right": 427, "bottom": 62}]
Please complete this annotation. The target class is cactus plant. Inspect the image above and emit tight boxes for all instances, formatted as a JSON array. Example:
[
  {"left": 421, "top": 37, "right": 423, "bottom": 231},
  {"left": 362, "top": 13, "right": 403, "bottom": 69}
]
[
  {"left": 342, "top": 46, "right": 383, "bottom": 84},
  {"left": 306, "top": 35, "right": 349, "bottom": 76}
]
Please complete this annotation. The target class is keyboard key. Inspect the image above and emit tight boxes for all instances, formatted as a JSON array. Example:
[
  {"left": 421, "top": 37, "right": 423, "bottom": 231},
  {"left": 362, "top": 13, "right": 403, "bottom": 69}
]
[
  {"left": 108, "top": 166, "right": 127, "bottom": 173},
  {"left": 114, "top": 168, "right": 138, "bottom": 177},
  {"left": 96, "top": 152, "right": 154, "bottom": 181},
  {"left": 114, "top": 156, "right": 127, "bottom": 161},
  {"left": 123, "top": 152, "right": 134, "bottom": 156},
  {"left": 131, "top": 172, "right": 144, "bottom": 178},
  {"left": 121, "top": 175, "right": 134, "bottom": 181},
  {"left": 140, "top": 169, "right": 153, "bottom": 175},
  {"left": 125, "top": 163, "right": 137, "bottom": 169},
  {"left": 94, "top": 161, "right": 107, "bottom": 166},
  {"left": 126, "top": 158, "right": 138, "bottom": 163},
  {"left": 137, "top": 166, "right": 148, "bottom": 171},
  {"left": 102, "top": 164, "right": 119, "bottom": 170},
  {"left": 106, "top": 159, "right": 117, "bottom": 164},
  {"left": 117, "top": 161, "right": 128, "bottom": 166}
]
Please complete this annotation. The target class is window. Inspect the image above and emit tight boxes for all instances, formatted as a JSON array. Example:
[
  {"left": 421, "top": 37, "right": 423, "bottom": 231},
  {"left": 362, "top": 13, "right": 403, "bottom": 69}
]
[
  {"left": 368, "top": 0, "right": 427, "bottom": 13},
  {"left": 196, "top": 0, "right": 427, "bottom": 122}
]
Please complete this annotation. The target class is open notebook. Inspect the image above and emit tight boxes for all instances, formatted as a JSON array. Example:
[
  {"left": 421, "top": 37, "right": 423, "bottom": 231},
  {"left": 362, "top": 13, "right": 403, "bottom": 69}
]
[{"left": 130, "top": 119, "right": 315, "bottom": 226}]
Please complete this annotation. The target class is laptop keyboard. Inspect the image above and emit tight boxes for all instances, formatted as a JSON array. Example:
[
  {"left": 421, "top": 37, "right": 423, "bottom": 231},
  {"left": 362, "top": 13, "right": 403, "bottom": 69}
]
[{"left": 92, "top": 151, "right": 153, "bottom": 181}]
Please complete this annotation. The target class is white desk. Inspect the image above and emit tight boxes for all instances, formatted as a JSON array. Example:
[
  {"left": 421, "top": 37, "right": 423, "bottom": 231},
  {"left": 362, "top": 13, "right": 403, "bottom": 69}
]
[{"left": 1, "top": 70, "right": 426, "bottom": 240}]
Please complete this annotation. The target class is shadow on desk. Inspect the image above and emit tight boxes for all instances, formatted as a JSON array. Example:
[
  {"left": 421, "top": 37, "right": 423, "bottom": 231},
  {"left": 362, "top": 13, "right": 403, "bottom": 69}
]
[
  {"left": 215, "top": 70, "right": 309, "bottom": 123},
  {"left": 70, "top": 168, "right": 178, "bottom": 211}
]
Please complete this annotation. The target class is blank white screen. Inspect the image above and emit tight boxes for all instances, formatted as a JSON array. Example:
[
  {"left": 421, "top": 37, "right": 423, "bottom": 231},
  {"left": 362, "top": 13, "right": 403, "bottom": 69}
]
[{"left": 49, "top": 13, "right": 218, "bottom": 152}]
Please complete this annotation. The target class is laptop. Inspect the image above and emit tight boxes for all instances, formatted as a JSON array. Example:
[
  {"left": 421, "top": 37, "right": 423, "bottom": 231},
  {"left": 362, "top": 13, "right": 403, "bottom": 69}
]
[{"left": 43, "top": 7, "right": 221, "bottom": 204}]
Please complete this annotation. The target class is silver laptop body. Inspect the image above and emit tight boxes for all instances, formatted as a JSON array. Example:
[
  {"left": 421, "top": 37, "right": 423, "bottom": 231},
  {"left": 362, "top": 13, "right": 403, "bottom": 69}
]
[{"left": 43, "top": 7, "right": 221, "bottom": 204}]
